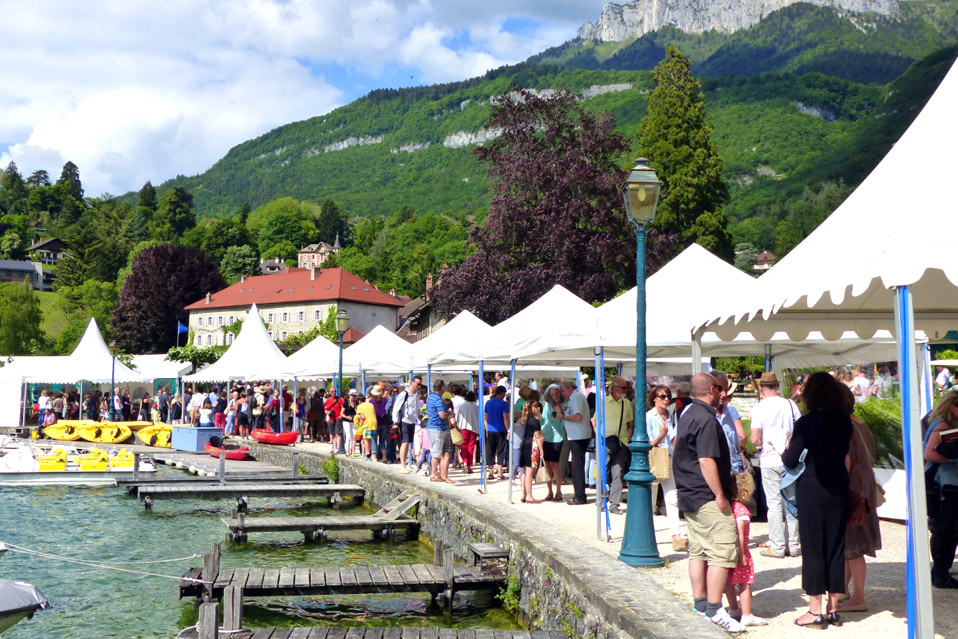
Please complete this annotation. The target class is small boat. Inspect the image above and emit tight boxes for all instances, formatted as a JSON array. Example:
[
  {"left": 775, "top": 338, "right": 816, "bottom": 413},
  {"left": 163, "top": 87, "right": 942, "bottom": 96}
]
[
  {"left": 136, "top": 424, "right": 172, "bottom": 448},
  {"left": 205, "top": 437, "right": 251, "bottom": 461},
  {"left": 0, "top": 446, "right": 156, "bottom": 485},
  {"left": 102, "top": 420, "right": 152, "bottom": 432},
  {"left": 42, "top": 422, "right": 88, "bottom": 441},
  {"left": 0, "top": 577, "right": 50, "bottom": 634},
  {"left": 76, "top": 423, "right": 132, "bottom": 445},
  {"left": 250, "top": 429, "right": 298, "bottom": 446}
]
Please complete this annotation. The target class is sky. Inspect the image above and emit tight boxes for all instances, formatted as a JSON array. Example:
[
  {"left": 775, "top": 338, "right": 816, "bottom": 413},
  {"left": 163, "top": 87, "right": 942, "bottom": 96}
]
[{"left": 0, "top": 0, "right": 608, "bottom": 198}]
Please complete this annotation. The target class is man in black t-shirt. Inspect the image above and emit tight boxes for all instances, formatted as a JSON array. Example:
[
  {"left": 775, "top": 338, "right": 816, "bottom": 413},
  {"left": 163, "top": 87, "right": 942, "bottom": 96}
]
[{"left": 673, "top": 373, "right": 744, "bottom": 633}]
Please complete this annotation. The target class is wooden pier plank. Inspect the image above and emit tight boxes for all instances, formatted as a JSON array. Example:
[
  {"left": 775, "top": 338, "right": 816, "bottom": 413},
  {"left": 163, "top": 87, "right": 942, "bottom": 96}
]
[
  {"left": 369, "top": 565, "right": 389, "bottom": 591},
  {"left": 271, "top": 629, "right": 294, "bottom": 639},
  {"left": 340, "top": 566, "right": 358, "bottom": 592},
  {"left": 410, "top": 564, "right": 435, "bottom": 587},
  {"left": 294, "top": 566, "right": 311, "bottom": 589},
  {"left": 278, "top": 567, "right": 296, "bottom": 590},
  {"left": 288, "top": 628, "right": 312, "bottom": 639},
  {"left": 384, "top": 565, "right": 405, "bottom": 591},
  {"left": 231, "top": 567, "right": 250, "bottom": 589},
  {"left": 246, "top": 567, "right": 265, "bottom": 589},
  {"left": 400, "top": 629, "right": 421, "bottom": 639},
  {"left": 262, "top": 568, "right": 282, "bottom": 591},
  {"left": 324, "top": 566, "right": 342, "bottom": 588},
  {"left": 352, "top": 566, "right": 373, "bottom": 587},
  {"left": 304, "top": 629, "right": 329, "bottom": 639},
  {"left": 343, "top": 628, "right": 364, "bottom": 639}
]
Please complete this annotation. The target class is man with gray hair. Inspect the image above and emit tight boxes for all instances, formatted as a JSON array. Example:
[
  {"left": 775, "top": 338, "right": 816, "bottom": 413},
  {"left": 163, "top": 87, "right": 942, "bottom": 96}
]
[
  {"left": 559, "top": 379, "right": 592, "bottom": 505},
  {"left": 592, "top": 377, "right": 633, "bottom": 514}
]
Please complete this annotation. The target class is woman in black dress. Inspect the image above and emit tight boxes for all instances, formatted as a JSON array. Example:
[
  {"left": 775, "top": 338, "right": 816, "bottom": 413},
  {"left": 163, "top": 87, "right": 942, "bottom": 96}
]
[
  {"left": 518, "top": 401, "right": 544, "bottom": 504},
  {"left": 782, "top": 372, "right": 851, "bottom": 628}
]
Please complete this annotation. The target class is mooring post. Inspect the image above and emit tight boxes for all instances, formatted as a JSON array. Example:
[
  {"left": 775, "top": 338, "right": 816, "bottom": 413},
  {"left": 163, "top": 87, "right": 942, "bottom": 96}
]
[
  {"left": 443, "top": 547, "right": 455, "bottom": 610},
  {"left": 219, "top": 450, "right": 226, "bottom": 486},
  {"left": 433, "top": 539, "right": 445, "bottom": 566},
  {"left": 133, "top": 453, "right": 140, "bottom": 481},
  {"left": 292, "top": 452, "right": 299, "bottom": 478},
  {"left": 202, "top": 542, "right": 221, "bottom": 600},
  {"left": 223, "top": 586, "right": 243, "bottom": 631},
  {"left": 197, "top": 601, "right": 219, "bottom": 639}
]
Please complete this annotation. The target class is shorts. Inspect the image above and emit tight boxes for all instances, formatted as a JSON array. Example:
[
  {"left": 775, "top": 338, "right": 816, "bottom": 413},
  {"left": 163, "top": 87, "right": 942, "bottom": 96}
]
[
  {"left": 542, "top": 441, "right": 562, "bottom": 463},
  {"left": 330, "top": 418, "right": 343, "bottom": 438},
  {"left": 428, "top": 428, "right": 446, "bottom": 459},
  {"left": 401, "top": 422, "right": 417, "bottom": 444},
  {"left": 363, "top": 429, "right": 373, "bottom": 440},
  {"left": 685, "top": 500, "right": 739, "bottom": 568},
  {"left": 486, "top": 431, "right": 508, "bottom": 467}
]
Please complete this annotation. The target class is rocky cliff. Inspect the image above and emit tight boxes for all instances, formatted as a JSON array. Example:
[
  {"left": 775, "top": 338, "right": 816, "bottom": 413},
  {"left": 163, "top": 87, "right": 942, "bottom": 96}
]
[{"left": 577, "top": 0, "right": 900, "bottom": 41}]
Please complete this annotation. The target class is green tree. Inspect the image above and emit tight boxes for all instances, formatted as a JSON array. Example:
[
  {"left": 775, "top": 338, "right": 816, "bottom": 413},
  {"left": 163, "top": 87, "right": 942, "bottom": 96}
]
[
  {"left": 56, "top": 161, "right": 84, "bottom": 201},
  {"left": 0, "top": 232, "right": 22, "bottom": 259},
  {"left": 183, "top": 216, "right": 252, "bottom": 265},
  {"left": 638, "top": 45, "right": 733, "bottom": 261},
  {"left": 27, "top": 169, "right": 51, "bottom": 188},
  {"left": 315, "top": 199, "right": 351, "bottom": 246},
  {"left": 0, "top": 278, "right": 44, "bottom": 354},
  {"left": 54, "top": 280, "right": 118, "bottom": 353},
  {"left": 1, "top": 162, "right": 28, "bottom": 208},
  {"left": 138, "top": 180, "right": 157, "bottom": 210},
  {"left": 257, "top": 209, "right": 315, "bottom": 255},
  {"left": 220, "top": 245, "right": 261, "bottom": 283},
  {"left": 152, "top": 187, "right": 196, "bottom": 241}
]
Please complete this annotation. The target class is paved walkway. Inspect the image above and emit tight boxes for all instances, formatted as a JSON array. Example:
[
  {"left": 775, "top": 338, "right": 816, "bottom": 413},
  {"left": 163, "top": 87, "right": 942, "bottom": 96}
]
[{"left": 285, "top": 440, "right": 953, "bottom": 638}]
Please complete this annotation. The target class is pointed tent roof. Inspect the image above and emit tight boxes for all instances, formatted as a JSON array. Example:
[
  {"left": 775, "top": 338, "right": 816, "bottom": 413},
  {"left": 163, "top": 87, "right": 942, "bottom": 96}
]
[
  {"left": 411, "top": 311, "right": 492, "bottom": 369},
  {"left": 702, "top": 58, "right": 958, "bottom": 341},
  {"left": 269, "top": 332, "right": 342, "bottom": 379},
  {"left": 342, "top": 325, "right": 415, "bottom": 375},
  {"left": 185, "top": 304, "right": 288, "bottom": 382}
]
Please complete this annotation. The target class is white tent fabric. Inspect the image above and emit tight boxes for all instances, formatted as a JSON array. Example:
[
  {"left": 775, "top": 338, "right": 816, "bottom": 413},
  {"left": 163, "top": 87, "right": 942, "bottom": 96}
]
[
  {"left": 290, "top": 325, "right": 414, "bottom": 378},
  {"left": 129, "top": 354, "right": 191, "bottom": 380},
  {"left": 701, "top": 58, "right": 958, "bottom": 342},
  {"left": 185, "top": 304, "right": 288, "bottom": 382},
  {"left": 264, "top": 333, "right": 342, "bottom": 380},
  {"left": 411, "top": 311, "right": 492, "bottom": 369}
]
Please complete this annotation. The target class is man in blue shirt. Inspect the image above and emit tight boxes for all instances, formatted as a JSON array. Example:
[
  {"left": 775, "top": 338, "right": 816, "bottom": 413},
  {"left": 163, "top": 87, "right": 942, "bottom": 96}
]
[
  {"left": 483, "top": 386, "right": 510, "bottom": 480},
  {"left": 426, "top": 380, "right": 451, "bottom": 482}
]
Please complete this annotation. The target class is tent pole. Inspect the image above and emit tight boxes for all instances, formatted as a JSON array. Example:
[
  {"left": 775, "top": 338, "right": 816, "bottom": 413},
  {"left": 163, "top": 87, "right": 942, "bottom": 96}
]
[
  {"left": 894, "top": 285, "right": 934, "bottom": 639},
  {"left": 507, "top": 358, "right": 516, "bottom": 504},
  {"left": 595, "top": 347, "right": 609, "bottom": 542},
  {"left": 293, "top": 376, "right": 298, "bottom": 439},
  {"left": 921, "top": 342, "right": 934, "bottom": 414},
  {"left": 691, "top": 331, "right": 703, "bottom": 375},
  {"left": 764, "top": 345, "right": 773, "bottom": 372},
  {"left": 19, "top": 376, "right": 26, "bottom": 431},
  {"left": 478, "top": 360, "right": 486, "bottom": 494}
]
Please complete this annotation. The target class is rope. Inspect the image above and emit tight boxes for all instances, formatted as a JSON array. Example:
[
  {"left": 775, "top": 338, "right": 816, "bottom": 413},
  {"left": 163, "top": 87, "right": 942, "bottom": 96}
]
[
  {"left": 1, "top": 542, "right": 211, "bottom": 584},
  {"left": 97, "top": 554, "right": 201, "bottom": 564}
]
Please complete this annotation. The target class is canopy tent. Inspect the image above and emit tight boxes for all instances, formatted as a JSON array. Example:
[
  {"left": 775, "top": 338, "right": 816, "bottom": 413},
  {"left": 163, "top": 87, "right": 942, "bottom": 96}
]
[
  {"left": 289, "top": 325, "right": 414, "bottom": 379},
  {"left": 695, "top": 58, "right": 958, "bottom": 639},
  {"left": 410, "top": 310, "right": 491, "bottom": 369},
  {"left": 185, "top": 304, "right": 288, "bottom": 382},
  {"left": 129, "top": 354, "right": 192, "bottom": 381},
  {"left": 249, "top": 332, "right": 342, "bottom": 381}
]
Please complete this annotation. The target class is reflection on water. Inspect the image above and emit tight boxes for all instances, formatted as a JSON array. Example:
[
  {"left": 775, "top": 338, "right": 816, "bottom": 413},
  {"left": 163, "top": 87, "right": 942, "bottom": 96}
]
[{"left": 0, "top": 467, "right": 517, "bottom": 638}]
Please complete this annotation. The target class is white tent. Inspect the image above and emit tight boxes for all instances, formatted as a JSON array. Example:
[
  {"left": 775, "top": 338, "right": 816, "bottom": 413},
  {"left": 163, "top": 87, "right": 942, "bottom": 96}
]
[
  {"left": 290, "top": 325, "right": 414, "bottom": 379},
  {"left": 129, "top": 354, "right": 192, "bottom": 380},
  {"left": 411, "top": 310, "right": 491, "bottom": 369},
  {"left": 185, "top": 304, "right": 288, "bottom": 382},
  {"left": 696, "top": 58, "right": 958, "bottom": 639},
  {"left": 269, "top": 333, "right": 342, "bottom": 380}
]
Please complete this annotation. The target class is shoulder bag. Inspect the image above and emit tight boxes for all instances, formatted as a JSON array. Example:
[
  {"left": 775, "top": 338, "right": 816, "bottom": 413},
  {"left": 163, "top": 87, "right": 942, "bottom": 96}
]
[
  {"left": 781, "top": 448, "right": 807, "bottom": 518},
  {"left": 648, "top": 412, "right": 671, "bottom": 480}
]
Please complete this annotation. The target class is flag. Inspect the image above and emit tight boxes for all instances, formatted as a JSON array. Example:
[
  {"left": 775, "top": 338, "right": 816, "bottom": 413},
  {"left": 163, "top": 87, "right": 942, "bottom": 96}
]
[{"left": 177, "top": 321, "right": 188, "bottom": 334}]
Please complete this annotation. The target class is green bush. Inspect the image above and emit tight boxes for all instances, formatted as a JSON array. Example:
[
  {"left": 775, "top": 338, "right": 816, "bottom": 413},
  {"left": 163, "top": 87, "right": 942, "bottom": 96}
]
[
  {"left": 854, "top": 398, "right": 903, "bottom": 468},
  {"left": 321, "top": 452, "right": 339, "bottom": 483}
]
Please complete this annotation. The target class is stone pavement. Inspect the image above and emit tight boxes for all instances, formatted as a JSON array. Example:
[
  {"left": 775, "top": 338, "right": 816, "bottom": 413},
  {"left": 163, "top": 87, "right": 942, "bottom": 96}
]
[{"left": 275, "top": 439, "right": 956, "bottom": 638}]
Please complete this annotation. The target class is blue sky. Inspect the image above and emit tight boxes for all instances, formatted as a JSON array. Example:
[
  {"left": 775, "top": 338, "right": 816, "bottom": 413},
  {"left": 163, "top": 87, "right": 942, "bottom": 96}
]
[{"left": 0, "top": 0, "right": 607, "bottom": 196}]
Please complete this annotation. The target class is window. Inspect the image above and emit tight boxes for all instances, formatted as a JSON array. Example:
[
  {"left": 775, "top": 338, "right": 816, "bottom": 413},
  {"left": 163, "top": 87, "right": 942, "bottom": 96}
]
[
  {"left": 297, "top": 311, "right": 305, "bottom": 322},
  {"left": 227, "top": 333, "right": 234, "bottom": 345},
  {"left": 197, "top": 317, "right": 203, "bottom": 327},
  {"left": 197, "top": 334, "right": 203, "bottom": 346},
  {"left": 314, "top": 309, "right": 322, "bottom": 321},
  {"left": 228, "top": 315, "right": 235, "bottom": 324},
  {"left": 281, "top": 331, "right": 288, "bottom": 340},
  {"left": 218, "top": 316, "right": 223, "bottom": 326},
  {"left": 207, "top": 316, "right": 213, "bottom": 326},
  {"left": 268, "top": 331, "right": 273, "bottom": 340},
  {"left": 267, "top": 313, "right": 274, "bottom": 323},
  {"left": 281, "top": 312, "right": 289, "bottom": 322}
]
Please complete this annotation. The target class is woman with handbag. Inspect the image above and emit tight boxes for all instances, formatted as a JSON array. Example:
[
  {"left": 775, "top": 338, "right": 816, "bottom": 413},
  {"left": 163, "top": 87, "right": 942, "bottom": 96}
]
[
  {"left": 645, "top": 384, "right": 686, "bottom": 551},
  {"left": 841, "top": 384, "right": 883, "bottom": 612},
  {"left": 541, "top": 384, "right": 566, "bottom": 502},
  {"left": 782, "top": 372, "right": 851, "bottom": 628},
  {"left": 517, "top": 401, "right": 544, "bottom": 503}
]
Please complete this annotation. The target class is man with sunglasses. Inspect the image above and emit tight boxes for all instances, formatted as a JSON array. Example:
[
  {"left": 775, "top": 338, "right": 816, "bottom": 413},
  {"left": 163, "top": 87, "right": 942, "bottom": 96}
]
[{"left": 592, "top": 376, "right": 633, "bottom": 514}]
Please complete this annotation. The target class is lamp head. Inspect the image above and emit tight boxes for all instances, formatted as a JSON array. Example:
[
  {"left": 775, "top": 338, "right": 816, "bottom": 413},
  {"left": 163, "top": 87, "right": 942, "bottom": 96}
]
[
  {"left": 622, "top": 157, "right": 661, "bottom": 225},
  {"left": 335, "top": 309, "right": 350, "bottom": 334}
]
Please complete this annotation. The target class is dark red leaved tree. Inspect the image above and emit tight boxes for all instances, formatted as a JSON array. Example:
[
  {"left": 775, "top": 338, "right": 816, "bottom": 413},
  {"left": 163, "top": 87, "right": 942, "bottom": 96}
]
[
  {"left": 434, "top": 88, "right": 670, "bottom": 324},
  {"left": 111, "top": 244, "right": 224, "bottom": 353}
]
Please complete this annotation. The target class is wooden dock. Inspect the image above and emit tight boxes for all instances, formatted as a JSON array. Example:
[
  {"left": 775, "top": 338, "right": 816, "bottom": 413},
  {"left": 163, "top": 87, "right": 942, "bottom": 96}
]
[
  {"left": 138, "top": 483, "right": 364, "bottom": 511},
  {"left": 119, "top": 475, "right": 329, "bottom": 495},
  {"left": 223, "top": 491, "right": 420, "bottom": 542},
  {"left": 178, "top": 627, "right": 566, "bottom": 639}
]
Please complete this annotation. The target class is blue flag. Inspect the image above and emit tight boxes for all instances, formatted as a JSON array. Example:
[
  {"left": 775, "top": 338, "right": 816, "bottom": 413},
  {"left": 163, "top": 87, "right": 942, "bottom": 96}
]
[{"left": 177, "top": 321, "right": 188, "bottom": 334}]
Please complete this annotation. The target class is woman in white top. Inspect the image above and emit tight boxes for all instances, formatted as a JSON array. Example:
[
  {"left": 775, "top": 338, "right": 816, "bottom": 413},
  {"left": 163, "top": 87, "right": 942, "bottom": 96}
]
[
  {"left": 645, "top": 384, "right": 686, "bottom": 551},
  {"left": 453, "top": 388, "right": 480, "bottom": 473}
]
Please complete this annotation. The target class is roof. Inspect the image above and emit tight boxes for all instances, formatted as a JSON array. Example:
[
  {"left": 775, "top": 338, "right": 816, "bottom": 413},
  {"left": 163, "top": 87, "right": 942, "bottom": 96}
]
[
  {"left": 300, "top": 242, "right": 334, "bottom": 253},
  {"left": 27, "top": 238, "right": 69, "bottom": 252},
  {"left": 755, "top": 251, "right": 776, "bottom": 261},
  {"left": 0, "top": 260, "right": 39, "bottom": 272},
  {"left": 342, "top": 327, "right": 366, "bottom": 344},
  {"left": 185, "top": 267, "right": 405, "bottom": 311}
]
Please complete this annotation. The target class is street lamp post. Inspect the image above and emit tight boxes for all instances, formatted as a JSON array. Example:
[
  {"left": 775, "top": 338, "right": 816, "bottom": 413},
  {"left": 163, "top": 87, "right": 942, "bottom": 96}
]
[
  {"left": 618, "top": 158, "right": 665, "bottom": 567},
  {"left": 335, "top": 309, "right": 350, "bottom": 398},
  {"left": 109, "top": 341, "right": 117, "bottom": 422}
]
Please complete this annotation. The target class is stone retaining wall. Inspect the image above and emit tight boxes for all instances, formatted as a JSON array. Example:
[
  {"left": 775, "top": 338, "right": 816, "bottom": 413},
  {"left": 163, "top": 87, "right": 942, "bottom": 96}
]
[{"left": 248, "top": 444, "right": 724, "bottom": 639}]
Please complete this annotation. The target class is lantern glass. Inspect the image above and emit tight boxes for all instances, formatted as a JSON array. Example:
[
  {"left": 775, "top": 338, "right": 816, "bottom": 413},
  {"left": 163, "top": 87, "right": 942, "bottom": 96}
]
[
  {"left": 335, "top": 309, "right": 350, "bottom": 334},
  {"left": 622, "top": 158, "right": 661, "bottom": 224}
]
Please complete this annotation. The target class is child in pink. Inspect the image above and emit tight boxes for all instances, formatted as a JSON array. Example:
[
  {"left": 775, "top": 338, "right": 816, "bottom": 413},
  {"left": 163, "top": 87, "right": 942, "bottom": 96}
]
[{"left": 726, "top": 472, "right": 767, "bottom": 626}]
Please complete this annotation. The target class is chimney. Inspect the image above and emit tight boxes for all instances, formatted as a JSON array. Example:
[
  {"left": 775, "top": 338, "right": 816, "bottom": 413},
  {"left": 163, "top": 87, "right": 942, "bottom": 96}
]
[
  {"left": 205, "top": 292, "right": 211, "bottom": 305},
  {"left": 441, "top": 263, "right": 449, "bottom": 273},
  {"left": 425, "top": 274, "right": 433, "bottom": 290},
  {"left": 310, "top": 265, "right": 320, "bottom": 281},
  {"left": 241, "top": 275, "right": 246, "bottom": 283},
  {"left": 389, "top": 288, "right": 396, "bottom": 297}
]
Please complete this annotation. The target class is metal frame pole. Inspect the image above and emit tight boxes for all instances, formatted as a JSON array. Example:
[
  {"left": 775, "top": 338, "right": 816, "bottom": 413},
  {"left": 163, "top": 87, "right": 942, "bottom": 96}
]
[
  {"left": 507, "top": 358, "right": 516, "bottom": 504},
  {"left": 478, "top": 360, "right": 486, "bottom": 494},
  {"left": 337, "top": 331, "right": 344, "bottom": 398},
  {"left": 595, "top": 347, "right": 609, "bottom": 541}
]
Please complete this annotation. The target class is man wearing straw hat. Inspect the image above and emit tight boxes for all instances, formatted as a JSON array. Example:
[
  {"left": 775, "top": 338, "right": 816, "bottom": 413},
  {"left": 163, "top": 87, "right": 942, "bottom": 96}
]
[{"left": 750, "top": 371, "right": 802, "bottom": 558}]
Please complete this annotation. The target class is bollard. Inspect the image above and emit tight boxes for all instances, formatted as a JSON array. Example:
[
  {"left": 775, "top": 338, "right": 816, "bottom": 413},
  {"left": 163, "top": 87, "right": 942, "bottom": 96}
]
[
  {"left": 219, "top": 450, "right": 226, "bottom": 486},
  {"left": 223, "top": 586, "right": 243, "bottom": 631},
  {"left": 292, "top": 452, "right": 299, "bottom": 478},
  {"left": 197, "top": 601, "right": 218, "bottom": 639},
  {"left": 133, "top": 452, "right": 140, "bottom": 481}
]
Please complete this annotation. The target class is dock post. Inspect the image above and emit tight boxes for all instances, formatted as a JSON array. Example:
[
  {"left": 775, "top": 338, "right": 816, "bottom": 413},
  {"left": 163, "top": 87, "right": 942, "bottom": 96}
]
[
  {"left": 442, "top": 547, "right": 455, "bottom": 611},
  {"left": 202, "top": 542, "right": 221, "bottom": 601},
  {"left": 219, "top": 450, "right": 226, "bottom": 486},
  {"left": 292, "top": 452, "right": 299, "bottom": 478},
  {"left": 197, "top": 601, "right": 219, "bottom": 639},
  {"left": 133, "top": 453, "right": 140, "bottom": 481},
  {"left": 433, "top": 539, "right": 445, "bottom": 566},
  {"left": 223, "top": 586, "right": 243, "bottom": 631}
]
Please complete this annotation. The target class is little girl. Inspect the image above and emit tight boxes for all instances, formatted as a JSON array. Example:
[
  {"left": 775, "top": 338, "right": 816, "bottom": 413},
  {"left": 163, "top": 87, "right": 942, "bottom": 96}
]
[
  {"left": 415, "top": 425, "right": 432, "bottom": 475},
  {"left": 199, "top": 399, "right": 214, "bottom": 428},
  {"left": 725, "top": 472, "right": 766, "bottom": 626}
]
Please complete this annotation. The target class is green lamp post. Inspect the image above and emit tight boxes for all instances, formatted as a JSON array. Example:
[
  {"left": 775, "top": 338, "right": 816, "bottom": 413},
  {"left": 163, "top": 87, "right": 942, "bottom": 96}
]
[
  {"left": 335, "top": 309, "right": 350, "bottom": 397},
  {"left": 618, "top": 158, "right": 665, "bottom": 567}
]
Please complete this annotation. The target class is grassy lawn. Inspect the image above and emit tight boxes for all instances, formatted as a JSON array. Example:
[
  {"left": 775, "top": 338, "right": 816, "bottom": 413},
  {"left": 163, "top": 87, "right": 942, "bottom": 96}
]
[{"left": 36, "top": 290, "right": 68, "bottom": 340}]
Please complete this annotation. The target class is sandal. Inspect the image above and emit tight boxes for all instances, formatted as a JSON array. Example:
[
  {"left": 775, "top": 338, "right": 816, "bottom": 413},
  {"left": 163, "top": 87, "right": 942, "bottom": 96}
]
[
  {"left": 825, "top": 612, "right": 842, "bottom": 627},
  {"left": 526, "top": 498, "right": 541, "bottom": 504},
  {"left": 794, "top": 612, "right": 827, "bottom": 629},
  {"left": 552, "top": 494, "right": 564, "bottom": 502}
]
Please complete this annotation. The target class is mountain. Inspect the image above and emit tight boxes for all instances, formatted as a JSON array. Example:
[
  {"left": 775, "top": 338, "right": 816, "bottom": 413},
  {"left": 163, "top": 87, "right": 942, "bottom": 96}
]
[
  {"left": 577, "top": 0, "right": 898, "bottom": 42},
  {"left": 151, "top": 2, "right": 958, "bottom": 252}
]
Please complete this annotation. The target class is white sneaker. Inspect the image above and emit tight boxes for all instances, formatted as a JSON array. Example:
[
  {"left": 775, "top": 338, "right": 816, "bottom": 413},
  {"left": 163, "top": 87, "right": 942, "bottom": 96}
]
[
  {"left": 741, "top": 615, "right": 767, "bottom": 626},
  {"left": 709, "top": 607, "right": 746, "bottom": 633}
]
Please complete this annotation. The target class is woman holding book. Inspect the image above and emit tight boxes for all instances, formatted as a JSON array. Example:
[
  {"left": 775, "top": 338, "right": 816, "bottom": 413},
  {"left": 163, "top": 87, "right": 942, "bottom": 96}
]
[{"left": 923, "top": 390, "right": 958, "bottom": 588}]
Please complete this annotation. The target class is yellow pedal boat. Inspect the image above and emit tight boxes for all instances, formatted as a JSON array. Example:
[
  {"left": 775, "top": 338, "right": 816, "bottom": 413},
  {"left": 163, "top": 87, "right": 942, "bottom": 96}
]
[
  {"left": 42, "top": 422, "right": 89, "bottom": 441},
  {"left": 102, "top": 420, "right": 151, "bottom": 432},
  {"left": 136, "top": 423, "right": 172, "bottom": 448},
  {"left": 75, "top": 423, "right": 132, "bottom": 445}
]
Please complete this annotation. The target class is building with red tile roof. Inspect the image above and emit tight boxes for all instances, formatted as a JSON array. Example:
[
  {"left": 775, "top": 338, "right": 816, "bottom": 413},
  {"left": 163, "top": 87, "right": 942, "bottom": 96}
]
[{"left": 184, "top": 266, "right": 403, "bottom": 347}]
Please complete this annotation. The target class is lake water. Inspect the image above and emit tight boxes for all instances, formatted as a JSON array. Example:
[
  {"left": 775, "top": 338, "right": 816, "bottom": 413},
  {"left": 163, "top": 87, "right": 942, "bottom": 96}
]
[{"left": 0, "top": 467, "right": 517, "bottom": 638}]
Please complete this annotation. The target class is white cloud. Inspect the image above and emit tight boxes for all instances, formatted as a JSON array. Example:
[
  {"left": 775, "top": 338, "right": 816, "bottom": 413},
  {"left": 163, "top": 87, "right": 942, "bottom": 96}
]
[{"left": 0, "top": 0, "right": 604, "bottom": 196}]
